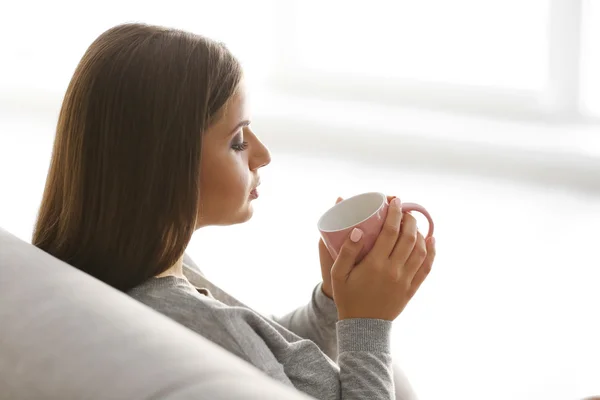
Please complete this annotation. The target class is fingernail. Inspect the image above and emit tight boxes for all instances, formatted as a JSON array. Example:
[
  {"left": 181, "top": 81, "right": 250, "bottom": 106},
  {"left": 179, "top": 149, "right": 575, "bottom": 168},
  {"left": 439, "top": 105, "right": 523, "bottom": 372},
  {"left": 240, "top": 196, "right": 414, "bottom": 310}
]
[
  {"left": 350, "top": 228, "right": 363, "bottom": 243},
  {"left": 430, "top": 237, "right": 436, "bottom": 246},
  {"left": 391, "top": 197, "right": 401, "bottom": 210}
]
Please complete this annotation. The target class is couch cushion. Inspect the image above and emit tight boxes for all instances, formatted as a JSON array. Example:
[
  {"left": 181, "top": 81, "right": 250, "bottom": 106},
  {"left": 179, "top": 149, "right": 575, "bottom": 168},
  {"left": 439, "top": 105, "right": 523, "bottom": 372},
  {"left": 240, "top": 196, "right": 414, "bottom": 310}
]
[{"left": 0, "top": 227, "right": 312, "bottom": 400}]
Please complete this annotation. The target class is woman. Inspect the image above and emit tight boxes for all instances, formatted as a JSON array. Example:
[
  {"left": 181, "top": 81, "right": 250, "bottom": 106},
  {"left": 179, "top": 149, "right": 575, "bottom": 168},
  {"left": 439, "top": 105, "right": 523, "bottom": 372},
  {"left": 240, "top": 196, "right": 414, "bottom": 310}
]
[{"left": 33, "top": 23, "right": 436, "bottom": 400}]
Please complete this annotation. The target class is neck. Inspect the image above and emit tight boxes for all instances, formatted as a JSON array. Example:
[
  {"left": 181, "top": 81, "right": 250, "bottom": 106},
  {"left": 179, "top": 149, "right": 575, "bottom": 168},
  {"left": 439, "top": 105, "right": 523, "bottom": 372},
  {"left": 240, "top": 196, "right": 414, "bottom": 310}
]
[{"left": 155, "top": 254, "right": 186, "bottom": 279}]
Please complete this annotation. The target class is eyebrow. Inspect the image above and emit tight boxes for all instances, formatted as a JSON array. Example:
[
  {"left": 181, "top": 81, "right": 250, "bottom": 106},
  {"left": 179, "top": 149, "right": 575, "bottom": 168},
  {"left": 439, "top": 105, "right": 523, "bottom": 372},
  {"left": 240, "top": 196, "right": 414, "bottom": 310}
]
[{"left": 228, "top": 120, "right": 251, "bottom": 136}]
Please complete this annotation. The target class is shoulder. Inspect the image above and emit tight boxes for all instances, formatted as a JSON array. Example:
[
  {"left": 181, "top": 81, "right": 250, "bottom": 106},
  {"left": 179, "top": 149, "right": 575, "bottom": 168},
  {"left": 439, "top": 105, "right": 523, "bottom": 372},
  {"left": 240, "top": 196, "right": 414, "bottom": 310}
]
[
  {"left": 128, "top": 276, "right": 250, "bottom": 361},
  {"left": 128, "top": 276, "right": 234, "bottom": 341},
  {"left": 128, "top": 276, "right": 222, "bottom": 322}
]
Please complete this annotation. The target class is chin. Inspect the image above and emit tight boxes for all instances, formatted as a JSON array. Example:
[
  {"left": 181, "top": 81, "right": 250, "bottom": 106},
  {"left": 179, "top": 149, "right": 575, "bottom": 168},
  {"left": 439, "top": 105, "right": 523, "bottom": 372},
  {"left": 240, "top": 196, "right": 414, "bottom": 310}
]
[
  {"left": 195, "top": 201, "right": 255, "bottom": 228},
  {"left": 219, "top": 204, "right": 255, "bottom": 226},
  {"left": 237, "top": 204, "right": 254, "bottom": 223}
]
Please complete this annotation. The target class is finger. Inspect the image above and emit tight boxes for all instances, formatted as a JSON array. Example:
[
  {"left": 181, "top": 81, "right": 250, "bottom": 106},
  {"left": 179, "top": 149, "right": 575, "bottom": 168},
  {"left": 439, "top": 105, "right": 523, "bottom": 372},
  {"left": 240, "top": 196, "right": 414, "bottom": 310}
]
[
  {"left": 336, "top": 197, "right": 343, "bottom": 204},
  {"left": 401, "top": 231, "right": 427, "bottom": 279},
  {"left": 408, "top": 237, "right": 435, "bottom": 298},
  {"left": 370, "top": 197, "right": 403, "bottom": 257},
  {"left": 331, "top": 228, "right": 365, "bottom": 282},
  {"left": 390, "top": 212, "right": 418, "bottom": 265},
  {"left": 386, "top": 195, "right": 396, "bottom": 204}
]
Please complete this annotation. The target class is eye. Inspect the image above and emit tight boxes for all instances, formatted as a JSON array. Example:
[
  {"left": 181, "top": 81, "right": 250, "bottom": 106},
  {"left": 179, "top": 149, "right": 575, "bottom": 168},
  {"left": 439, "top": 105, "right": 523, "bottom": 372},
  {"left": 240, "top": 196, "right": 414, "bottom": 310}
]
[
  {"left": 231, "top": 132, "right": 249, "bottom": 152},
  {"left": 231, "top": 141, "right": 249, "bottom": 152}
]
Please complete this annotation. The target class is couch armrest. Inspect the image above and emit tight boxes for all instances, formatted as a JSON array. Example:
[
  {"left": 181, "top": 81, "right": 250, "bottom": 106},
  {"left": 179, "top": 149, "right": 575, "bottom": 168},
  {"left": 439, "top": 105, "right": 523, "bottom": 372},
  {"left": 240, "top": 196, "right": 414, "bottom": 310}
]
[{"left": 0, "top": 227, "right": 314, "bottom": 400}]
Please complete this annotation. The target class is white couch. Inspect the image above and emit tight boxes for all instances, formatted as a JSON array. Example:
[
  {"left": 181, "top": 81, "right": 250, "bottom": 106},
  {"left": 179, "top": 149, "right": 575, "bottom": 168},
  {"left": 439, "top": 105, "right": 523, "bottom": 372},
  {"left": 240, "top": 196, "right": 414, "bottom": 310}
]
[
  {"left": 0, "top": 226, "right": 417, "bottom": 399},
  {"left": 0, "top": 227, "right": 315, "bottom": 399}
]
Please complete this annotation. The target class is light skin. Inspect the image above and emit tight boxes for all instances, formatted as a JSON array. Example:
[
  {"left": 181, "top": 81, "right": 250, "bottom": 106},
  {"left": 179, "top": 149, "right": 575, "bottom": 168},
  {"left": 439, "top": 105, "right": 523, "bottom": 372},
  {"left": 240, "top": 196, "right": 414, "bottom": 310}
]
[
  {"left": 160, "top": 81, "right": 436, "bottom": 321},
  {"left": 157, "top": 81, "right": 270, "bottom": 279}
]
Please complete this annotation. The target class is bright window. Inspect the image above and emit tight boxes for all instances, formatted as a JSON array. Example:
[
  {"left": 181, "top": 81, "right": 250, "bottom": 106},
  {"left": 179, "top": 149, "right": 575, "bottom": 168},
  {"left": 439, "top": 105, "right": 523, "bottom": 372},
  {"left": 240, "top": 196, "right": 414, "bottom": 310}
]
[
  {"left": 289, "top": 0, "right": 549, "bottom": 90},
  {"left": 0, "top": 0, "right": 596, "bottom": 121}
]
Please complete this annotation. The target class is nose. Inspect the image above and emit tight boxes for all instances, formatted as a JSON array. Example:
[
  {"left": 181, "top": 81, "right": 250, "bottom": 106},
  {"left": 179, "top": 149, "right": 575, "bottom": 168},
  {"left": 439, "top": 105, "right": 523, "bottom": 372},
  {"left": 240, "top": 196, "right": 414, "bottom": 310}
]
[{"left": 249, "top": 133, "right": 271, "bottom": 171}]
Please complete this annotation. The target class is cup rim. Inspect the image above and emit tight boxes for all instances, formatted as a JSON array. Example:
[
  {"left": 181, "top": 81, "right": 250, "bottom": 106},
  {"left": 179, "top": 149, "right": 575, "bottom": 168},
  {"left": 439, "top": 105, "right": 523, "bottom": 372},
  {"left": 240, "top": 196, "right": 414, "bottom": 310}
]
[{"left": 317, "top": 192, "right": 386, "bottom": 233}]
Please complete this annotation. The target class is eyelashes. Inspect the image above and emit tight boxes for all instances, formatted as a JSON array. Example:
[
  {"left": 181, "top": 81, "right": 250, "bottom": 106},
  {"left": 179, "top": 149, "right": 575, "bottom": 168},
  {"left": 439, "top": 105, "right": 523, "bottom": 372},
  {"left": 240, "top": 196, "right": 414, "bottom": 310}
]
[
  {"left": 231, "top": 140, "right": 249, "bottom": 152},
  {"left": 231, "top": 128, "right": 250, "bottom": 152}
]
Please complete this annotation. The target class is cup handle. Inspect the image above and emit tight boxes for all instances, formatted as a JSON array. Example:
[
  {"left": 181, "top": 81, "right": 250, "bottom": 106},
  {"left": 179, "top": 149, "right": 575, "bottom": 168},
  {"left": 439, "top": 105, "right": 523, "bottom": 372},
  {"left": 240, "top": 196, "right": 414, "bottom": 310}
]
[{"left": 398, "top": 202, "right": 434, "bottom": 238}]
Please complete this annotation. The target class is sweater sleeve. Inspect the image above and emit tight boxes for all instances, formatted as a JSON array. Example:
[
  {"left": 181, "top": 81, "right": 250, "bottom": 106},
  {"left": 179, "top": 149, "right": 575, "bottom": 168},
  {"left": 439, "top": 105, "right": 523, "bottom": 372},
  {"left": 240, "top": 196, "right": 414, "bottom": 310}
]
[
  {"left": 271, "top": 283, "right": 339, "bottom": 360},
  {"left": 337, "top": 318, "right": 396, "bottom": 400}
]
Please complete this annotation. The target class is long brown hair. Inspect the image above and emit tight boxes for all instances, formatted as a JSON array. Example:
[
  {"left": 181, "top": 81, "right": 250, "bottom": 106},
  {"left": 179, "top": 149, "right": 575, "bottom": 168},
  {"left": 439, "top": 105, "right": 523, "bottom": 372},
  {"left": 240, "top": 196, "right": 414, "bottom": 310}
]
[{"left": 33, "top": 23, "right": 242, "bottom": 291}]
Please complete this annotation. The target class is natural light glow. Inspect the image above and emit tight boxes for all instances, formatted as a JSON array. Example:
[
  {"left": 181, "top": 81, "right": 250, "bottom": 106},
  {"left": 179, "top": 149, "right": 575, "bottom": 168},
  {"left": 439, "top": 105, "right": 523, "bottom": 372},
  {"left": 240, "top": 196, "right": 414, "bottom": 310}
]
[
  {"left": 0, "top": 0, "right": 276, "bottom": 96},
  {"left": 0, "top": 2, "right": 598, "bottom": 399},
  {"left": 290, "top": 0, "right": 550, "bottom": 90}
]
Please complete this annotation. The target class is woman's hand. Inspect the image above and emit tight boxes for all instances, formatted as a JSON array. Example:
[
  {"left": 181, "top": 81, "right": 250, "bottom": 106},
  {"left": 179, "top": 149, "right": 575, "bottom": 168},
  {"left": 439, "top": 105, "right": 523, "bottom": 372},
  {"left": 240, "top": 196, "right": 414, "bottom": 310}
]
[
  {"left": 319, "top": 196, "right": 397, "bottom": 299},
  {"left": 331, "top": 197, "right": 436, "bottom": 321}
]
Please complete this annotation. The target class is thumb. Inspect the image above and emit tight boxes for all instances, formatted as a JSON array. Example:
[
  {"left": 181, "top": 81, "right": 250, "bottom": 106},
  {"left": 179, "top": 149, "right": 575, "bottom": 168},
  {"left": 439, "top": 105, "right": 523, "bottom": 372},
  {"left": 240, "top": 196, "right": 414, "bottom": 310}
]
[{"left": 331, "top": 228, "right": 364, "bottom": 282}]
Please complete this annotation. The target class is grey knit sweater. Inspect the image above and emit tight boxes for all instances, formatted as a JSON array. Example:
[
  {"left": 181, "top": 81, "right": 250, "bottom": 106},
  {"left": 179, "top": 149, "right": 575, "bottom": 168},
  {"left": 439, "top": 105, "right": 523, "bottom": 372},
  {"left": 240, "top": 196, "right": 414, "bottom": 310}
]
[{"left": 128, "top": 264, "right": 396, "bottom": 399}]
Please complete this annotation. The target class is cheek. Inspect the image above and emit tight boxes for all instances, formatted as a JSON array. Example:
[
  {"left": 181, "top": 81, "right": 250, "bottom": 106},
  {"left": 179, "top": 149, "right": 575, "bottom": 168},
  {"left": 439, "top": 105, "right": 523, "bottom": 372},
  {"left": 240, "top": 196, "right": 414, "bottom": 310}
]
[
  {"left": 231, "top": 157, "right": 251, "bottom": 199},
  {"left": 201, "top": 154, "right": 250, "bottom": 207}
]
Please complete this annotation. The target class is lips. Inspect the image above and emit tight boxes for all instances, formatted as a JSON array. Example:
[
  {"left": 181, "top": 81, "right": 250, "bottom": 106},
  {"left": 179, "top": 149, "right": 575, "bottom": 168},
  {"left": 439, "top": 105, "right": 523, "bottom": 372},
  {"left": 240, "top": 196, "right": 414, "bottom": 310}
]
[{"left": 250, "top": 179, "right": 260, "bottom": 199}]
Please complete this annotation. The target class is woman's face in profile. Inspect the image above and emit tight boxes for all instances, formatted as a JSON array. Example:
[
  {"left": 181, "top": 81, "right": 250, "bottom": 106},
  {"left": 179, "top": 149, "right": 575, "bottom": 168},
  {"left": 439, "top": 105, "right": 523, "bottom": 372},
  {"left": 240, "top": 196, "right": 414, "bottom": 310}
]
[{"left": 196, "top": 82, "right": 271, "bottom": 228}]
